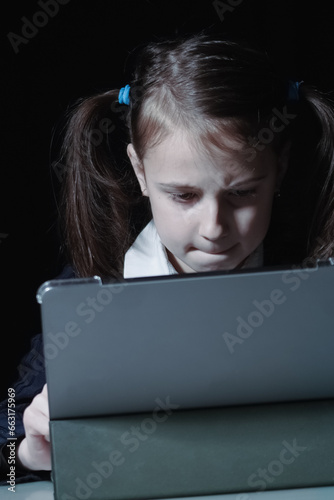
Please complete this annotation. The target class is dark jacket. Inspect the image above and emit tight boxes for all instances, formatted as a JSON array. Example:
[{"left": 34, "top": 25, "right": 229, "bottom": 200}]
[{"left": 0, "top": 265, "right": 75, "bottom": 484}]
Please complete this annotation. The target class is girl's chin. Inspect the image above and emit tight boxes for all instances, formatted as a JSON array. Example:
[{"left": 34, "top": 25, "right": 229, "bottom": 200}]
[
  {"left": 186, "top": 247, "right": 243, "bottom": 273},
  {"left": 175, "top": 255, "right": 244, "bottom": 274}
]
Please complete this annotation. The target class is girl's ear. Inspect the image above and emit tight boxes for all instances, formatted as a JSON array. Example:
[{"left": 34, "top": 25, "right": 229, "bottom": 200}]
[
  {"left": 276, "top": 140, "right": 291, "bottom": 190},
  {"left": 127, "top": 144, "right": 148, "bottom": 196}
]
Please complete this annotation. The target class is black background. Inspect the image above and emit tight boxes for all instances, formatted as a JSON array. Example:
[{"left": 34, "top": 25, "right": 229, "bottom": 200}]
[{"left": 1, "top": 0, "right": 334, "bottom": 400}]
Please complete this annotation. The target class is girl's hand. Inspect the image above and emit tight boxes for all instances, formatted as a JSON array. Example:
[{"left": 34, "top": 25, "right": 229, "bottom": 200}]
[{"left": 17, "top": 384, "right": 51, "bottom": 471}]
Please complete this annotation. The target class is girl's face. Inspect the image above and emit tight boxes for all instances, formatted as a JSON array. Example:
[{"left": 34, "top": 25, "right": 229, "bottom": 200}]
[{"left": 128, "top": 130, "right": 287, "bottom": 273}]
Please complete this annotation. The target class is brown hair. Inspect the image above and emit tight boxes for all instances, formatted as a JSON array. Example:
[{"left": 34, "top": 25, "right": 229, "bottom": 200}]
[{"left": 57, "top": 33, "right": 334, "bottom": 278}]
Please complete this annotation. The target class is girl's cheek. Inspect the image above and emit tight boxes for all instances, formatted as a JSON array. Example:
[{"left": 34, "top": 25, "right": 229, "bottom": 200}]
[{"left": 237, "top": 207, "right": 261, "bottom": 233}]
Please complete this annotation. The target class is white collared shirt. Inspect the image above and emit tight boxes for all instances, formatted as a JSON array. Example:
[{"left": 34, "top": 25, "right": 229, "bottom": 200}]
[{"left": 123, "top": 220, "right": 263, "bottom": 279}]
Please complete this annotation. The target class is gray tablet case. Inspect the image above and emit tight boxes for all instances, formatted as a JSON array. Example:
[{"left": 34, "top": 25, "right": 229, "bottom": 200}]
[{"left": 37, "top": 262, "right": 334, "bottom": 499}]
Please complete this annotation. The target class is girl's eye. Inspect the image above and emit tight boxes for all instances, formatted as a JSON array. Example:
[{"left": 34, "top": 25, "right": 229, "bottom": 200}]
[
  {"left": 170, "top": 192, "right": 197, "bottom": 203},
  {"left": 229, "top": 189, "right": 256, "bottom": 198}
]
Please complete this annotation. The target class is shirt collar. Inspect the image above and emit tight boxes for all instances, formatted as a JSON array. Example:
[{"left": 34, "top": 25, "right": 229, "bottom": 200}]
[{"left": 124, "top": 220, "right": 177, "bottom": 279}]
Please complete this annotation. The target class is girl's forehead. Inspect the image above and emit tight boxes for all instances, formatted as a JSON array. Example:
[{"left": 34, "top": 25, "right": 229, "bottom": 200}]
[
  {"left": 143, "top": 129, "right": 243, "bottom": 162},
  {"left": 143, "top": 131, "right": 276, "bottom": 184},
  {"left": 142, "top": 129, "right": 276, "bottom": 176}
]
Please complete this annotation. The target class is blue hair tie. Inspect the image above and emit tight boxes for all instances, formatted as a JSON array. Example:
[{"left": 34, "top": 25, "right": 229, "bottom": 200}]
[
  {"left": 287, "top": 80, "right": 303, "bottom": 102},
  {"left": 118, "top": 84, "right": 131, "bottom": 105}
]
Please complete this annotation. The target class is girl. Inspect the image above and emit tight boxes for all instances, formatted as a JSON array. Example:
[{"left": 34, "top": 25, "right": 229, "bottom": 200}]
[{"left": 1, "top": 32, "right": 334, "bottom": 479}]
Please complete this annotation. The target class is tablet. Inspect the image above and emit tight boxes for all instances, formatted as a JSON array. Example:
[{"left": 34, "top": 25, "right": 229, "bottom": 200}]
[{"left": 37, "top": 261, "right": 334, "bottom": 420}]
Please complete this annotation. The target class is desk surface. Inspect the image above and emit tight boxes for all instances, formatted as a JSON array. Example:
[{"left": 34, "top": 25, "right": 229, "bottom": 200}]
[{"left": 1, "top": 482, "right": 334, "bottom": 499}]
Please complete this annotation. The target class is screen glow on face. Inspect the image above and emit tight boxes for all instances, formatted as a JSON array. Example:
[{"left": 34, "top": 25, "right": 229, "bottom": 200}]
[{"left": 133, "top": 130, "right": 282, "bottom": 273}]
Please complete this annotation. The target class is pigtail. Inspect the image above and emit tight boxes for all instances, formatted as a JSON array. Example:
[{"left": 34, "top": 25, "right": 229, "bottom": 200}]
[
  {"left": 300, "top": 86, "right": 334, "bottom": 260},
  {"left": 59, "top": 90, "right": 146, "bottom": 279}
]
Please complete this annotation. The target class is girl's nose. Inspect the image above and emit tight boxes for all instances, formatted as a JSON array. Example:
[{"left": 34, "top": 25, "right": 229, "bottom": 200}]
[{"left": 198, "top": 199, "right": 229, "bottom": 241}]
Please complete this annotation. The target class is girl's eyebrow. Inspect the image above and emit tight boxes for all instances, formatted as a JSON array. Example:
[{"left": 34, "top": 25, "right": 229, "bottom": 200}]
[
  {"left": 156, "top": 182, "right": 198, "bottom": 190},
  {"left": 156, "top": 175, "right": 267, "bottom": 190},
  {"left": 229, "top": 174, "right": 267, "bottom": 187}
]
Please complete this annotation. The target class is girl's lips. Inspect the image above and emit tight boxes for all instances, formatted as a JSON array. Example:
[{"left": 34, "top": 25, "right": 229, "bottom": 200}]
[
  {"left": 194, "top": 244, "right": 237, "bottom": 255},
  {"left": 208, "top": 248, "right": 234, "bottom": 255}
]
